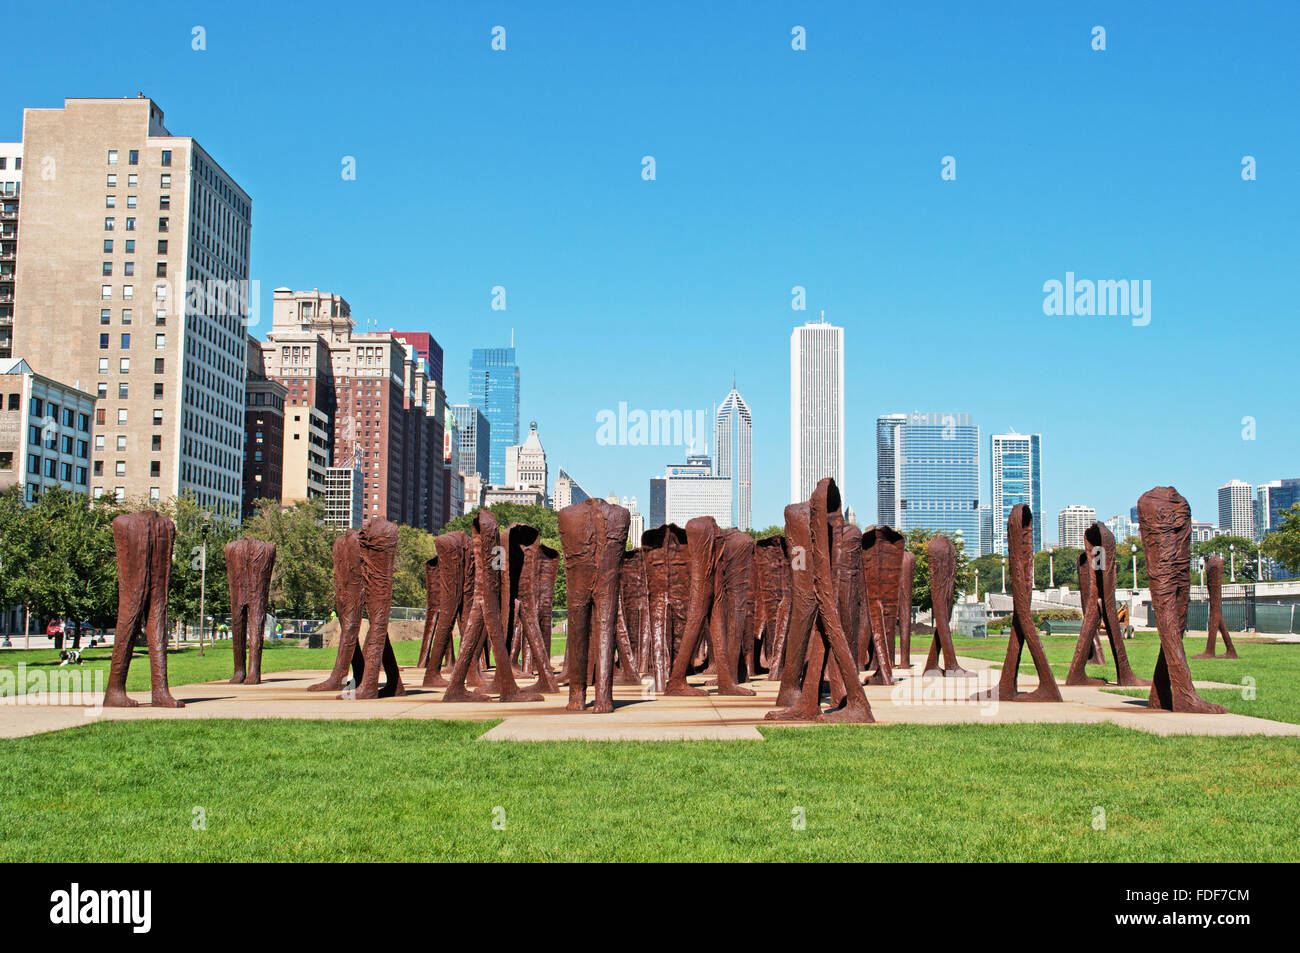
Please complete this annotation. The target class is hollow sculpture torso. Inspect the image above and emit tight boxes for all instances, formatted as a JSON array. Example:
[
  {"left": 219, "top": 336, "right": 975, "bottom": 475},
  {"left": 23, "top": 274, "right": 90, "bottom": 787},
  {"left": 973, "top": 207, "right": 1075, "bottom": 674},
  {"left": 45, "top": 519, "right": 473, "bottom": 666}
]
[
  {"left": 103, "top": 509, "right": 183, "bottom": 708},
  {"left": 356, "top": 518, "right": 405, "bottom": 699},
  {"left": 766, "top": 478, "right": 874, "bottom": 723},
  {"left": 558, "top": 498, "right": 630, "bottom": 712},
  {"left": 1066, "top": 522, "right": 1147, "bottom": 686},
  {"left": 836, "top": 523, "right": 865, "bottom": 679},
  {"left": 442, "top": 509, "right": 544, "bottom": 704},
  {"left": 639, "top": 524, "right": 687, "bottom": 692},
  {"left": 421, "top": 530, "right": 469, "bottom": 688},
  {"left": 861, "top": 524, "right": 905, "bottom": 686},
  {"left": 416, "top": 556, "right": 440, "bottom": 669},
  {"left": 922, "top": 535, "right": 970, "bottom": 677},
  {"left": 1192, "top": 554, "right": 1238, "bottom": 659},
  {"left": 617, "top": 548, "right": 651, "bottom": 683},
  {"left": 712, "top": 528, "right": 757, "bottom": 693},
  {"left": 503, "top": 523, "right": 559, "bottom": 694},
  {"left": 310, "top": 529, "right": 365, "bottom": 693},
  {"left": 996, "top": 505, "right": 1061, "bottom": 701},
  {"left": 225, "top": 537, "right": 276, "bottom": 685},
  {"left": 1137, "top": 487, "right": 1226, "bottom": 713},
  {"left": 752, "top": 535, "right": 791, "bottom": 678},
  {"left": 897, "top": 549, "right": 915, "bottom": 668},
  {"left": 520, "top": 541, "right": 562, "bottom": 676},
  {"left": 1074, "top": 552, "right": 1107, "bottom": 667}
]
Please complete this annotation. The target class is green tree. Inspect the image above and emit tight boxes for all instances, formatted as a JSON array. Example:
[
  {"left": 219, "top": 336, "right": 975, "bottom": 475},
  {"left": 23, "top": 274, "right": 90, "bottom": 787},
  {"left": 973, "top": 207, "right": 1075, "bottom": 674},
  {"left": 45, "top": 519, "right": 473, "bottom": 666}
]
[
  {"left": 745, "top": 524, "right": 784, "bottom": 540},
  {"left": 241, "top": 497, "right": 337, "bottom": 617},
  {"left": 905, "top": 528, "right": 971, "bottom": 612},
  {"left": 1194, "top": 534, "right": 1260, "bottom": 582},
  {"left": 394, "top": 524, "right": 437, "bottom": 607},
  {"left": 1262, "top": 504, "right": 1300, "bottom": 575},
  {"left": 161, "top": 491, "right": 239, "bottom": 636},
  {"left": 1035, "top": 546, "right": 1082, "bottom": 590},
  {"left": 1113, "top": 535, "right": 1147, "bottom": 589}
]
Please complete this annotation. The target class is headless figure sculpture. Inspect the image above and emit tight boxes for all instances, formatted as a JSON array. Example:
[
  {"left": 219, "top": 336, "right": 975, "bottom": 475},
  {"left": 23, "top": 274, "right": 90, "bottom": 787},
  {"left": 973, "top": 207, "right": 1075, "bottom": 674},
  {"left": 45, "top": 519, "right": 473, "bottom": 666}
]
[
  {"left": 226, "top": 537, "right": 276, "bottom": 685},
  {"left": 1137, "top": 487, "right": 1227, "bottom": 713},
  {"left": 861, "top": 525, "right": 905, "bottom": 687},
  {"left": 1192, "top": 553, "right": 1238, "bottom": 659},
  {"left": 639, "top": 524, "right": 686, "bottom": 692},
  {"left": 559, "top": 498, "right": 630, "bottom": 712},
  {"left": 1066, "top": 522, "right": 1148, "bottom": 686},
  {"left": 922, "top": 535, "right": 972, "bottom": 678},
  {"left": 897, "top": 550, "right": 915, "bottom": 668},
  {"left": 421, "top": 530, "right": 470, "bottom": 688},
  {"left": 103, "top": 510, "right": 183, "bottom": 708},
  {"left": 997, "top": 505, "right": 1061, "bottom": 701},
  {"left": 711, "top": 528, "right": 757, "bottom": 694},
  {"left": 767, "top": 478, "right": 874, "bottom": 723},
  {"left": 753, "top": 535, "right": 791, "bottom": 679},
  {"left": 502, "top": 523, "right": 559, "bottom": 694},
  {"left": 416, "top": 556, "right": 439, "bottom": 669}
]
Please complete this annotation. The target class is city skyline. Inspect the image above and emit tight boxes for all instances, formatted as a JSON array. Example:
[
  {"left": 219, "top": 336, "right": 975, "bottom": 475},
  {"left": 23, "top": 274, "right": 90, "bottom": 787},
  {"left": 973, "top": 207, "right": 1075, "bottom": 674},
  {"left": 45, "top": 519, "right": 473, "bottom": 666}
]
[{"left": 3, "top": 4, "right": 1297, "bottom": 534}]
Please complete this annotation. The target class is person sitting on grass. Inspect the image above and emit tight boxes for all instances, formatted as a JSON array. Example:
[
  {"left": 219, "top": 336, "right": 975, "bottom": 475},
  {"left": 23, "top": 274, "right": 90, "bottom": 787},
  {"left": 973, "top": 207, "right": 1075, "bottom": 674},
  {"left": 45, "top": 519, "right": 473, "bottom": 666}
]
[{"left": 58, "top": 648, "right": 82, "bottom": 666}]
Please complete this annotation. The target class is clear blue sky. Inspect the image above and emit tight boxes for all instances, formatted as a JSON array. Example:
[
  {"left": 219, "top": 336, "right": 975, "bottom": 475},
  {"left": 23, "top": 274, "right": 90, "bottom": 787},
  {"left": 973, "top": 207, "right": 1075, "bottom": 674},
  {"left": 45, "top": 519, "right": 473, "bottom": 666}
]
[{"left": 8, "top": 1, "right": 1297, "bottom": 538}]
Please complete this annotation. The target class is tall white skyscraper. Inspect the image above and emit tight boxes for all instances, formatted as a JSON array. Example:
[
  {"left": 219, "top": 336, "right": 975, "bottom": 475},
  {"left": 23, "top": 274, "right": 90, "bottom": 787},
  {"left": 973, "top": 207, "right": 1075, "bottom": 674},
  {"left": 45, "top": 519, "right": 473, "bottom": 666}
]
[
  {"left": 1218, "top": 479, "right": 1255, "bottom": 539},
  {"left": 713, "top": 380, "right": 752, "bottom": 530},
  {"left": 990, "top": 431, "right": 1043, "bottom": 554},
  {"left": 1058, "top": 505, "right": 1096, "bottom": 549},
  {"left": 790, "top": 315, "right": 844, "bottom": 503},
  {"left": 875, "top": 413, "right": 906, "bottom": 526}
]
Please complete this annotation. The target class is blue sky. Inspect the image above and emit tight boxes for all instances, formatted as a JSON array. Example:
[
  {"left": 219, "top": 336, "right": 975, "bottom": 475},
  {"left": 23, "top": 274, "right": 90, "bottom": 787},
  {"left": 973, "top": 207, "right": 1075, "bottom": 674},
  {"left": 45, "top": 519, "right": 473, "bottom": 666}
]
[{"left": 9, "top": 1, "right": 1297, "bottom": 537}]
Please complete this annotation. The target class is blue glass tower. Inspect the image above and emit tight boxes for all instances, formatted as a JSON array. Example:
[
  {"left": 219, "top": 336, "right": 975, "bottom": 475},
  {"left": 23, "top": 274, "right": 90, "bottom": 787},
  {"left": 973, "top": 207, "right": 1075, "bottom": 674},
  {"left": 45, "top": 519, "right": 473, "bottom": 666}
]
[
  {"left": 896, "top": 412, "right": 981, "bottom": 551},
  {"left": 467, "top": 347, "right": 519, "bottom": 485},
  {"left": 990, "top": 432, "right": 1043, "bottom": 554}
]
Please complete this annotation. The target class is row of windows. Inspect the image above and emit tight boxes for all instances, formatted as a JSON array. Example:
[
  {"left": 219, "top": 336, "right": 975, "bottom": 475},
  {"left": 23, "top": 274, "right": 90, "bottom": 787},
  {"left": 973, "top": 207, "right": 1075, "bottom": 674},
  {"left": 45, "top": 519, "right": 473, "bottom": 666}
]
[
  {"left": 96, "top": 356, "right": 164, "bottom": 375},
  {"left": 26, "top": 456, "right": 88, "bottom": 485},
  {"left": 105, "top": 172, "right": 171, "bottom": 189},
  {"left": 26, "top": 427, "right": 89, "bottom": 458},
  {"left": 107, "top": 149, "right": 170, "bottom": 168},
  {"left": 104, "top": 216, "right": 167, "bottom": 232},
  {"left": 98, "top": 332, "right": 165, "bottom": 349},
  {"left": 101, "top": 261, "right": 168, "bottom": 278},
  {"left": 101, "top": 308, "right": 166, "bottom": 327},
  {"left": 104, "top": 194, "right": 169, "bottom": 211},
  {"left": 26, "top": 398, "right": 91, "bottom": 432}
]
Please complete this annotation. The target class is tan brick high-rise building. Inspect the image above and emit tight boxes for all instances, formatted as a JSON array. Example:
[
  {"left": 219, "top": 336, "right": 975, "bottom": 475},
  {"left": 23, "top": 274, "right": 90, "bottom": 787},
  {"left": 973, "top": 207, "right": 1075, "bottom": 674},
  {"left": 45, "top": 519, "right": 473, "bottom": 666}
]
[
  {"left": 0, "top": 142, "right": 22, "bottom": 360},
  {"left": 13, "top": 97, "right": 251, "bottom": 515}
]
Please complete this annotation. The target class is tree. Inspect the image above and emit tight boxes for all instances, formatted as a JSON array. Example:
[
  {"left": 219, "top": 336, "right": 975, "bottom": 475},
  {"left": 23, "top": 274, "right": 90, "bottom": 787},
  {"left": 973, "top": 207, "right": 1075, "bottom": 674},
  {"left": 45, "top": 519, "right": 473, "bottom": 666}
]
[
  {"left": 1035, "top": 546, "right": 1082, "bottom": 590},
  {"left": 745, "top": 525, "right": 783, "bottom": 540},
  {"left": 241, "top": 497, "right": 337, "bottom": 617},
  {"left": 1263, "top": 504, "right": 1300, "bottom": 575},
  {"left": 1114, "top": 535, "right": 1147, "bottom": 589},
  {"left": 905, "top": 528, "right": 971, "bottom": 612},
  {"left": 162, "top": 491, "right": 239, "bottom": 635},
  {"left": 445, "top": 503, "right": 564, "bottom": 611},
  {"left": 394, "top": 524, "right": 437, "bottom": 607},
  {"left": 1194, "top": 534, "right": 1260, "bottom": 581}
]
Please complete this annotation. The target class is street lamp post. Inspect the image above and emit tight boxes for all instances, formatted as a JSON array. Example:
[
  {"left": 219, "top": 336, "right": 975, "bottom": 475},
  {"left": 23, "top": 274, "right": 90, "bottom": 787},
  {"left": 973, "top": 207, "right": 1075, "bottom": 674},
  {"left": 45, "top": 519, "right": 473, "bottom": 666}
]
[
  {"left": 1001, "top": 557, "right": 1007, "bottom": 594},
  {"left": 1230, "top": 543, "right": 1236, "bottom": 583},
  {"left": 198, "top": 523, "right": 209, "bottom": 656},
  {"left": 1198, "top": 556, "right": 1206, "bottom": 588},
  {"left": 1130, "top": 543, "right": 1139, "bottom": 593},
  {"left": 974, "top": 568, "right": 980, "bottom": 601},
  {"left": 1258, "top": 545, "right": 1265, "bottom": 582},
  {"left": 1048, "top": 549, "right": 1055, "bottom": 589}
]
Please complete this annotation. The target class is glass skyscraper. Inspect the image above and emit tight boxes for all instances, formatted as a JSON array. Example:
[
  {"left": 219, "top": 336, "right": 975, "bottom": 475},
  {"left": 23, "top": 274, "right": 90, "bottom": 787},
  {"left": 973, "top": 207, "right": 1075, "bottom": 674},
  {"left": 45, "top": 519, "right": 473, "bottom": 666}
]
[
  {"left": 876, "top": 413, "right": 907, "bottom": 526},
  {"left": 990, "top": 432, "right": 1043, "bottom": 554},
  {"left": 467, "top": 347, "right": 519, "bottom": 485},
  {"left": 714, "top": 382, "right": 753, "bottom": 530},
  {"left": 451, "top": 403, "right": 490, "bottom": 481},
  {"left": 895, "top": 412, "right": 981, "bottom": 550}
]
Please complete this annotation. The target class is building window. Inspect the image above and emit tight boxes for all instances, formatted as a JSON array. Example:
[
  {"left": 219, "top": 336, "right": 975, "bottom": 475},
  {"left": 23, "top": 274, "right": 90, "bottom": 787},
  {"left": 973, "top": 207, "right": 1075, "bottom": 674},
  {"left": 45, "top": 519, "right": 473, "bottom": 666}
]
[
  {"left": 128, "top": 149, "right": 139, "bottom": 166},
  {"left": 154, "top": 358, "right": 164, "bottom": 373},
  {"left": 126, "top": 195, "right": 136, "bottom": 209},
  {"left": 97, "top": 359, "right": 109, "bottom": 374},
  {"left": 117, "top": 409, "right": 128, "bottom": 425},
  {"left": 120, "top": 333, "right": 130, "bottom": 349},
  {"left": 125, "top": 240, "right": 135, "bottom": 253},
  {"left": 99, "top": 333, "right": 109, "bottom": 349},
  {"left": 150, "top": 461, "right": 160, "bottom": 477},
  {"left": 151, "top": 435, "right": 161, "bottom": 451},
  {"left": 127, "top": 173, "right": 137, "bottom": 187},
  {"left": 102, "top": 262, "right": 112, "bottom": 276},
  {"left": 115, "top": 461, "right": 125, "bottom": 477},
  {"left": 154, "top": 333, "right": 165, "bottom": 350},
  {"left": 106, "top": 174, "right": 116, "bottom": 187},
  {"left": 78, "top": 413, "right": 89, "bottom": 432},
  {"left": 100, "top": 309, "right": 111, "bottom": 325},
  {"left": 157, "top": 239, "right": 167, "bottom": 254},
  {"left": 160, "top": 174, "right": 171, "bottom": 188},
  {"left": 157, "top": 217, "right": 168, "bottom": 232},
  {"left": 107, "top": 150, "right": 118, "bottom": 166},
  {"left": 94, "top": 408, "right": 106, "bottom": 426},
  {"left": 118, "top": 383, "right": 128, "bottom": 399},
  {"left": 120, "top": 358, "right": 130, "bottom": 373},
  {"left": 160, "top": 150, "right": 171, "bottom": 167},
  {"left": 155, "top": 262, "right": 166, "bottom": 278},
  {"left": 152, "top": 410, "right": 163, "bottom": 426},
  {"left": 105, "top": 195, "right": 116, "bottom": 208},
  {"left": 123, "top": 262, "right": 134, "bottom": 277},
  {"left": 103, "top": 240, "right": 113, "bottom": 252},
  {"left": 123, "top": 285, "right": 133, "bottom": 300},
  {"left": 125, "top": 217, "right": 135, "bottom": 231},
  {"left": 104, "top": 217, "right": 114, "bottom": 231},
  {"left": 122, "top": 309, "right": 132, "bottom": 324},
  {"left": 159, "top": 195, "right": 170, "bottom": 210}
]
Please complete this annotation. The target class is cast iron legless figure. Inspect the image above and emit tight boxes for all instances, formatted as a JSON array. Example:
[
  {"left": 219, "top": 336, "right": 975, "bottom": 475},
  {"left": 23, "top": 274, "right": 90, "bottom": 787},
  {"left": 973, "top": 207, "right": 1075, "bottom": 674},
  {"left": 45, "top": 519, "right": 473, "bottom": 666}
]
[
  {"left": 503, "top": 523, "right": 559, "bottom": 694},
  {"left": 752, "top": 535, "right": 791, "bottom": 678},
  {"left": 836, "top": 523, "right": 864, "bottom": 676},
  {"left": 665, "top": 517, "right": 752, "bottom": 696},
  {"left": 997, "top": 505, "right": 1061, "bottom": 701},
  {"left": 1074, "top": 552, "right": 1106, "bottom": 666},
  {"left": 421, "top": 530, "right": 470, "bottom": 688},
  {"left": 354, "top": 518, "right": 405, "bottom": 699},
  {"left": 442, "top": 509, "right": 544, "bottom": 704},
  {"left": 559, "top": 498, "right": 630, "bottom": 712},
  {"left": 416, "top": 556, "right": 439, "bottom": 669},
  {"left": 618, "top": 548, "right": 651, "bottom": 679},
  {"left": 922, "top": 535, "right": 971, "bottom": 678},
  {"left": 1066, "top": 522, "right": 1147, "bottom": 686},
  {"left": 897, "top": 549, "right": 915, "bottom": 668},
  {"left": 711, "top": 528, "right": 757, "bottom": 693},
  {"left": 309, "top": 529, "right": 365, "bottom": 693},
  {"left": 1192, "top": 553, "right": 1238, "bottom": 659},
  {"left": 767, "top": 478, "right": 874, "bottom": 723},
  {"left": 103, "top": 510, "right": 183, "bottom": 708},
  {"left": 640, "top": 524, "right": 686, "bottom": 692},
  {"left": 1138, "top": 487, "right": 1226, "bottom": 713},
  {"left": 860, "top": 525, "right": 905, "bottom": 686},
  {"left": 225, "top": 537, "right": 276, "bottom": 685}
]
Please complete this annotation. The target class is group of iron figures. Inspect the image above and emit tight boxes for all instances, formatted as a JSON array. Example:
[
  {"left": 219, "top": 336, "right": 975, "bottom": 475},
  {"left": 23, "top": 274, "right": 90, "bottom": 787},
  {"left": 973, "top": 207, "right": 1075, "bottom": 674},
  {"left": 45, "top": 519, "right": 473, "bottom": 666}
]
[{"left": 99, "top": 480, "right": 1233, "bottom": 720}]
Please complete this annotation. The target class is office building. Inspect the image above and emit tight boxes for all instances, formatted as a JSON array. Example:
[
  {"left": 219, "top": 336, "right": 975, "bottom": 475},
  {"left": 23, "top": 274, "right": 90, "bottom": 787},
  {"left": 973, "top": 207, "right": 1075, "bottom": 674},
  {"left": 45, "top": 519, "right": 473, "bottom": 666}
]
[
  {"left": 1218, "top": 479, "right": 1255, "bottom": 539},
  {"left": 554, "top": 467, "right": 589, "bottom": 511},
  {"left": 468, "top": 346, "right": 519, "bottom": 484},
  {"left": 483, "top": 484, "right": 545, "bottom": 507},
  {"left": 390, "top": 330, "right": 444, "bottom": 387},
  {"left": 1106, "top": 512, "right": 1139, "bottom": 543},
  {"left": 624, "top": 495, "right": 644, "bottom": 545},
  {"left": 505, "top": 420, "right": 547, "bottom": 496},
  {"left": 1191, "top": 521, "right": 1221, "bottom": 544},
  {"left": 323, "top": 463, "right": 362, "bottom": 531},
  {"left": 979, "top": 504, "right": 993, "bottom": 556},
  {"left": 0, "top": 142, "right": 21, "bottom": 360},
  {"left": 894, "top": 411, "right": 980, "bottom": 549},
  {"left": 875, "top": 413, "right": 906, "bottom": 526},
  {"left": 990, "top": 431, "right": 1043, "bottom": 554},
  {"left": 463, "top": 472, "right": 485, "bottom": 513},
  {"left": 665, "top": 452, "right": 731, "bottom": 527},
  {"left": 790, "top": 315, "right": 843, "bottom": 503},
  {"left": 1257, "top": 479, "right": 1300, "bottom": 539},
  {"left": 13, "top": 97, "right": 251, "bottom": 514},
  {"left": 242, "top": 340, "right": 286, "bottom": 517},
  {"left": 714, "top": 381, "right": 753, "bottom": 530},
  {"left": 649, "top": 476, "right": 666, "bottom": 528},
  {"left": 451, "top": 404, "right": 490, "bottom": 482},
  {"left": 0, "top": 358, "right": 95, "bottom": 500},
  {"left": 1058, "top": 505, "right": 1096, "bottom": 549}
]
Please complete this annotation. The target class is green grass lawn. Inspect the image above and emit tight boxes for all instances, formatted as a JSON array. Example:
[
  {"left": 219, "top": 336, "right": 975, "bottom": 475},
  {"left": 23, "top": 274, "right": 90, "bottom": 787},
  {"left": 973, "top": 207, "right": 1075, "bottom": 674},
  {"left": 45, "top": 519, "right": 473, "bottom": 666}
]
[
  {"left": 944, "top": 631, "right": 1299, "bottom": 724},
  {"left": 0, "top": 718, "right": 1296, "bottom": 862}
]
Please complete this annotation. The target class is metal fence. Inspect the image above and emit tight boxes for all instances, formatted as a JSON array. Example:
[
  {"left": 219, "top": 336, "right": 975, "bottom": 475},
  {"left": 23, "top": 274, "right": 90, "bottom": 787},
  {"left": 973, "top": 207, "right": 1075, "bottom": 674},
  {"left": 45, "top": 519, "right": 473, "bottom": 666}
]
[{"left": 1185, "top": 599, "right": 1298, "bottom": 635}]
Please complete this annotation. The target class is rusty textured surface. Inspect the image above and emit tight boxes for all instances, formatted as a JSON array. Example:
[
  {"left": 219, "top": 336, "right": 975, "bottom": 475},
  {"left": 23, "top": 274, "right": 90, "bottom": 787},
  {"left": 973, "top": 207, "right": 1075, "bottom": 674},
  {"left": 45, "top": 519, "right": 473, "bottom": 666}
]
[
  {"left": 640, "top": 524, "right": 687, "bottom": 692},
  {"left": 996, "top": 505, "right": 1061, "bottom": 701},
  {"left": 355, "top": 518, "right": 405, "bottom": 700},
  {"left": 897, "top": 550, "right": 915, "bottom": 668},
  {"left": 103, "top": 510, "right": 183, "bottom": 708},
  {"left": 416, "top": 556, "right": 439, "bottom": 669},
  {"left": 1067, "top": 522, "right": 1148, "bottom": 686},
  {"left": 1192, "top": 553, "right": 1239, "bottom": 659},
  {"left": 309, "top": 530, "right": 365, "bottom": 693},
  {"left": 922, "top": 535, "right": 971, "bottom": 678},
  {"left": 559, "top": 498, "right": 630, "bottom": 712},
  {"left": 1139, "top": 487, "right": 1227, "bottom": 713},
  {"left": 225, "top": 538, "right": 276, "bottom": 686},
  {"left": 421, "top": 531, "right": 468, "bottom": 688},
  {"left": 861, "top": 525, "right": 904, "bottom": 686},
  {"left": 753, "top": 535, "right": 791, "bottom": 678}
]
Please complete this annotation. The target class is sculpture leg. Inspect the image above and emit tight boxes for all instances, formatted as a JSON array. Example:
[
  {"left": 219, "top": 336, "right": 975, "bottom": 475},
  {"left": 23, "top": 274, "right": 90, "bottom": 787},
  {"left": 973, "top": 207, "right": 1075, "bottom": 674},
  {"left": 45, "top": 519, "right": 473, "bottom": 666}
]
[
  {"left": 613, "top": 598, "right": 641, "bottom": 686},
  {"left": 767, "top": 617, "right": 827, "bottom": 721},
  {"left": 1219, "top": 619, "right": 1238, "bottom": 659},
  {"left": 354, "top": 522, "right": 404, "bottom": 700},
  {"left": 442, "top": 600, "right": 493, "bottom": 703},
  {"left": 565, "top": 596, "right": 593, "bottom": 711},
  {"left": 865, "top": 601, "right": 894, "bottom": 686},
  {"left": 998, "top": 614, "right": 1062, "bottom": 702},
  {"left": 229, "top": 602, "right": 248, "bottom": 685},
  {"left": 1066, "top": 601, "right": 1108, "bottom": 686},
  {"left": 664, "top": 581, "right": 713, "bottom": 697},
  {"left": 103, "top": 556, "right": 147, "bottom": 708},
  {"left": 310, "top": 534, "right": 363, "bottom": 692},
  {"left": 145, "top": 528, "right": 183, "bottom": 708}
]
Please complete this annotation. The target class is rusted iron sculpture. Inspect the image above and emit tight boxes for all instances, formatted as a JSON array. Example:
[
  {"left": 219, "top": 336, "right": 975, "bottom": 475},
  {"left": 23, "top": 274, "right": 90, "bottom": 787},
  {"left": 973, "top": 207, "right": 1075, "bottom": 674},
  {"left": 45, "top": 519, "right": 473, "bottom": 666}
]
[
  {"left": 1138, "top": 487, "right": 1226, "bottom": 713},
  {"left": 1067, "top": 522, "right": 1148, "bottom": 686},
  {"left": 1192, "top": 554, "right": 1239, "bottom": 659},
  {"left": 421, "top": 531, "right": 469, "bottom": 688},
  {"left": 309, "top": 529, "right": 365, "bottom": 693},
  {"left": 996, "top": 505, "right": 1061, "bottom": 701},
  {"left": 897, "top": 550, "right": 915, "bottom": 668},
  {"left": 503, "top": 523, "right": 558, "bottom": 693},
  {"left": 752, "top": 535, "right": 791, "bottom": 678},
  {"left": 559, "top": 498, "right": 630, "bottom": 712},
  {"left": 354, "top": 518, "right": 405, "bottom": 699},
  {"left": 520, "top": 541, "right": 561, "bottom": 676},
  {"left": 103, "top": 510, "right": 183, "bottom": 708},
  {"left": 922, "top": 535, "right": 971, "bottom": 677},
  {"left": 767, "top": 478, "right": 874, "bottom": 723},
  {"left": 619, "top": 548, "right": 652, "bottom": 679},
  {"left": 640, "top": 524, "right": 687, "bottom": 692},
  {"left": 443, "top": 509, "right": 543, "bottom": 703},
  {"left": 416, "top": 556, "right": 439, "bottom": 669},
  {"left": 713, "top": 528, "right": 757, "bottom": 692},
  {"left": 225, "top": 537, "right": 276, "bottom": 685},
  {"left": 836, "top": 523, "right": 864, "bottom": 675},
  {"left": 666, "top": 517, "right": 753, "bottom": 696},
  {"left": 861, "top": 525, "right": 905, "bottom": 686}
]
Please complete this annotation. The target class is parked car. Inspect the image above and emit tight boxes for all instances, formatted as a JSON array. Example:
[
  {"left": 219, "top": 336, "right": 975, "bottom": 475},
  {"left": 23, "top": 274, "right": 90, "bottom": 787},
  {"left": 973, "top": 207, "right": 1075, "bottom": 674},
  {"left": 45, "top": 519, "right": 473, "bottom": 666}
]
[{"left": 45, "top": 619, "right": 65, "bottom": 638}]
